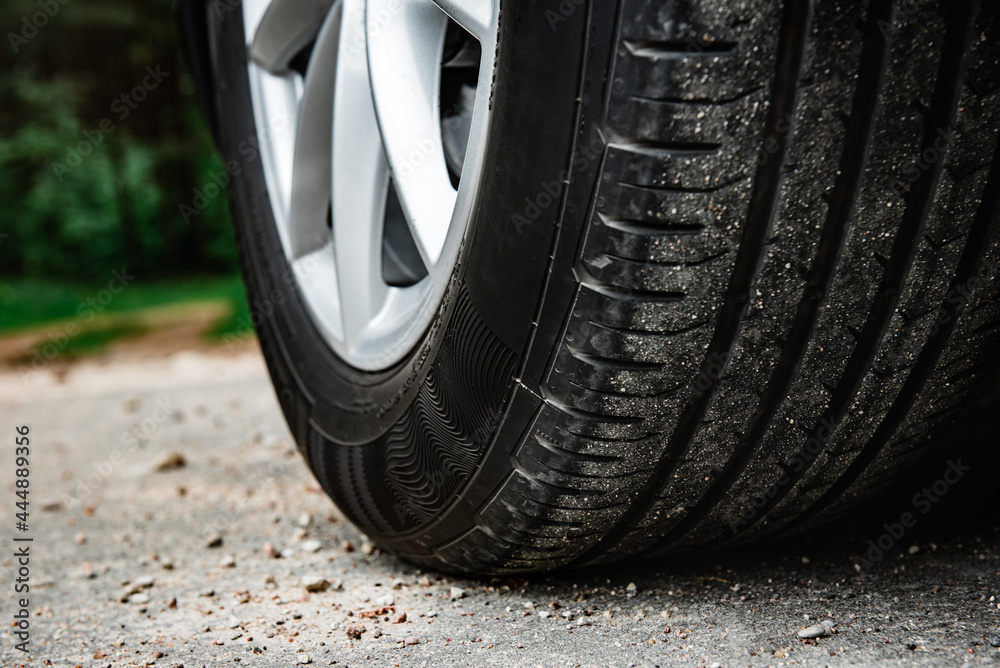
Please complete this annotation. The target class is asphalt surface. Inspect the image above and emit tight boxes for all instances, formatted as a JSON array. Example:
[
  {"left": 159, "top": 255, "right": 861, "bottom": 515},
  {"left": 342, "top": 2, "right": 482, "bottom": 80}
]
[{"left": 1, "top": 346, "right": 998, "bottom": 667}]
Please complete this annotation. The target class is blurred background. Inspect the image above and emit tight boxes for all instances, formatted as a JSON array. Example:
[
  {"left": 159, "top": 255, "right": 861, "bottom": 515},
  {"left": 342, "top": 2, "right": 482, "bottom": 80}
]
[{"left": 0, "top": 0, "right": 251, "bottom": 364}]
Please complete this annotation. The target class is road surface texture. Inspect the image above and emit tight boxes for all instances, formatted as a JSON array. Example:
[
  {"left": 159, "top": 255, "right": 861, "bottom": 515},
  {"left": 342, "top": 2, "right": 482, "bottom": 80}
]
[{"left": 1, "top": 344, "right": 998, "bottom": 667}]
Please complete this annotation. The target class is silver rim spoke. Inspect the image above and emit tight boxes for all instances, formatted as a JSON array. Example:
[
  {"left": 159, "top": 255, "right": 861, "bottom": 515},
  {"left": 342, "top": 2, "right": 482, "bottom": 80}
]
[
  {"left": 287, "top": 4, "right": 340, "bottom": 259},
  {"left": 430, "top": 0, "right": 496, "bottom": 41},
  {"left": 366, "top": 0, "right": 453, "bottom": 267},
  {"left": 250, "top": 0, "right": 337, "bottom": 73},
  {"left": 331, "top": 0, "right": 391, "bottom": 356},
  {"left": 244, "top": 0, "right": 498, "bottom": 370}
]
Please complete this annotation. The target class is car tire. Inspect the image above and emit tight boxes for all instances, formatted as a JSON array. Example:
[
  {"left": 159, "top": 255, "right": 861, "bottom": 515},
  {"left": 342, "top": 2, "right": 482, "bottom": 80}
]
[{"left": 205, "top": 0, "right": 1000, "bottom": 574}]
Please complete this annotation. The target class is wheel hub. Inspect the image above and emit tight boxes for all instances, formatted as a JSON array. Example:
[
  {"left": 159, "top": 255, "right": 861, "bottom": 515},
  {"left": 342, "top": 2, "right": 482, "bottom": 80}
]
[{"left": 242, "top": 0, "right": 499, "bottom": 371}]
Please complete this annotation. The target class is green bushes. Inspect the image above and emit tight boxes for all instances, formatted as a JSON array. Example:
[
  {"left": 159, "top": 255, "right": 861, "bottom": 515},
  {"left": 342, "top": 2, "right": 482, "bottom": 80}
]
[{"left": 0, "top": 0, "right": 238, "bottom": 281}]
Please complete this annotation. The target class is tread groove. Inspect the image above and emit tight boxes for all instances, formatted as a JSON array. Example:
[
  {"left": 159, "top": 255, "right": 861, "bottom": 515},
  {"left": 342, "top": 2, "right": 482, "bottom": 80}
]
[
  {"left": 642, "top": 0, "right": 903, "bottom": 551},
  {"left": 734, "top": 0, "right": 985, "bottom": 542},
  {"left": 571, "top": 0, "right": 816, "bottom": 566}
]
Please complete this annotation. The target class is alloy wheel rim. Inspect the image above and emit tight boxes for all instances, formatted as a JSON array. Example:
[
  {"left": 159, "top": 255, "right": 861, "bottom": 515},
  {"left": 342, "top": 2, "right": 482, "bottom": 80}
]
[{"left": 242, "top": 0, "right": 499, "bottom": 371}]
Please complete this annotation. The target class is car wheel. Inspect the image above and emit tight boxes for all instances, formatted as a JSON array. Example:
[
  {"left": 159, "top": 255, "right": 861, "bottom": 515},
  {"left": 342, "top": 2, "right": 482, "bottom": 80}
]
[{"left": 204, "top": 0, "right": 1000, "bottom": 574}]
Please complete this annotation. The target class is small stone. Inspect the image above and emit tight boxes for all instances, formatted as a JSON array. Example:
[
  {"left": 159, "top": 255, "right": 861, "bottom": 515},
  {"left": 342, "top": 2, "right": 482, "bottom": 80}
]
[
  {"left": 302, "top": 575, "right": 330, "bottom": 593},
  {"left": 539, "top": 611, "right": 551, "bottom": 619},
  {"left": 300, "top": 540, "right": 322, "bottom": 554},
  {"left": 450, "top": 587, "right": 467, "bottom": 600},
  {"left": 74, "top": 532, "right": 86, "bottom": 545},
  {"left": 206, "top": 535, "right": 224, "bottom": 549},
  {"left": 342, "top": 540, "right": 355, "bottom": 553},
  {"left": 798, "top": 619, "right": 835, "bottom": 639},
  {"left": 391, "top": 611, "right": 407, "bottom": 624},
  {"left": 392, "top": 578, "right": 405, "bottom": 589},
  {"left": 121, "top": 575, "right": 155, "bottom": 600},
  {"left": 296, "top": 513, "right": 312, "bottom": 528},
  {"left": 130, "top": 592, "right": 150, "bottom": 605},
  {"left": 774, "top": 649, "right": 787, "bottom": 658},
  {"left": 908, "top": 545, "right": 920, "bottom": 555},
  {"left": 361, "top": 541, "right": 374, "bottom": 556},
  {"left": 346, "top": 626, "right": 364, "bottom": 640},
  {"left": 626, "top": 582, "right": 637, "bottom": 596},
  {"left": 426, "top": 610, "right": 437, "bottom": 618},
  {"left": 296, "top": 654, "right": 312, "bottom": 664},
  {"left": 199, "top": 589, "right": 215, "bottom": 598},
  {"left": 404, "top": 636, "right": 419, "bottom": 645},
  {"left": 220, "top": 555, "right": 236, "bottom": 568},
  {"left": 709, "top": 663, "right": 722, "bottom": 668},
  {"left": 376, "top": 594, "right": 394, "bottom": 607},
  {"left": 168, "top": 597, "right": 177, "bottom": 609},
  {"left": 801, "top": 556, "right": 811, "bottom": 564},
  {"left": 156, "top": 452, "right": 186, "bottom": 472},
  {"left": 263, "top": 542, "right": 278, "bottom": 558},
  {"left": 575, "top": 617, "right": 591, "bottom": 627}
]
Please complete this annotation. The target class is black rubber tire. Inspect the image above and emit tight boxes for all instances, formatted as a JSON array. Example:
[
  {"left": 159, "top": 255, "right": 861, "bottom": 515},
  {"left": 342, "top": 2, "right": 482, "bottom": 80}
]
[{"left": 207, "top": 0, "right": 1000, "bottom": 574}]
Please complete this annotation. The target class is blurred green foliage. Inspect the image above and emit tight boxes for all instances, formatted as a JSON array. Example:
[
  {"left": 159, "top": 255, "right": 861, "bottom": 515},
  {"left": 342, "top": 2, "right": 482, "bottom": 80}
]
[
  {"left": 0, "top": 275, "right": 247, "bottom": 333},
  {"left": 0, "top": 0, "right": 237, "bottom": 281}
]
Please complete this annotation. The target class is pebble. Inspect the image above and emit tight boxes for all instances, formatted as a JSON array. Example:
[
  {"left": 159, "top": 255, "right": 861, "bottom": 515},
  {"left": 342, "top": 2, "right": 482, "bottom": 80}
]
[
  {"left": 989, "top": 637, "right": 1000, "bottom": 648},
  {"left": 908, "top": 545, "right": 920, "bottom": 555},
  {"left": 798, "top": 619, "right": 835, "bottom": 639},
  {"left": 206, "top": 535, "right": 224, "bottom": 549},
  {"left": 121, "top": 576, "right": 155, "bottom": 600},
  {"left": 199, "top": 589, "right": 215, "bottom": 598},
  {"left": 296, "top": 654, "right": 312, "bottom": 664},
  {"left": 391, "top": 611, "right": 407, "bottom": 624},
  {"left": 296, "top": 513, "right": 311, "bottom": 528},
  {"left": 404, "top": 636, "right": 419, "bottom": 645},
  {"left": 376, "top": 594, "right": 395, "bottom": 606},
  {"left": 300, "top": 540, "right": 322, "bottom": 554},
  {"left": 130, "top": 592, "right": 150, "bottom": 605},
  {"left": 426, "top": 610, "right": 437, "bottom": 618},
  {"left": 361, "top": 541, "right": 374, "bottom": 556},
  {"left": 626, "top": 583, "right": 637, "bottom": 597},
  {"left": 220, "top": 555, "right": 236, "bottom": 568},
  {"left": 302, "top": 575, "right": 330, "bottom": 593},
  {"left": 155, "top": 452, "right": 186, "bottom": 472},
  {"left": 346, "top": 626, "right": 364, "bottom": 640},
  {"left": 575, "top": 617, "right": 591, "bottom": 627},
  {"left": 450, "top": 587, "right": 467, "bottom": 600},
  {"left": 74, "top": 532, "right": 87, "bottom": 545}
]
